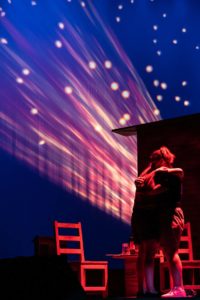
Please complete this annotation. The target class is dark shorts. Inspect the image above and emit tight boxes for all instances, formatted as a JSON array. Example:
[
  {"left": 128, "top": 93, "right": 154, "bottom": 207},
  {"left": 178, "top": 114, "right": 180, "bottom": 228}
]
[
  {"left": 131, "top": 206, "right": 184, "bottom": 247},
  {"left": 160, "top": 207, "right": 184, "bottom": 252}
]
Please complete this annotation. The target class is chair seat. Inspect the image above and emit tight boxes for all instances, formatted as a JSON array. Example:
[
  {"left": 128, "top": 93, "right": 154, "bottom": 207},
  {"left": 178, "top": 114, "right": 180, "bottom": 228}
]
[
  {"left": 182, "top": 260, "right": 200, "bottom": 267},
  {"left": 161, "top": 260, "right": 200, "bottom": 268},
  {"left": 82, "top": 261, "right": 108, "bottom": 265},
  {"left": 70, "top": 261, "right": 108, "bottom": 266},
  {"left": 84, "top": 286, "right": 107, "bottom": 292}
]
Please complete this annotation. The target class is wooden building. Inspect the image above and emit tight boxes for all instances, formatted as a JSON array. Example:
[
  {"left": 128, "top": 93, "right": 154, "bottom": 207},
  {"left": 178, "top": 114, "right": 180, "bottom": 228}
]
[{"left": 113, "top": 112, "right": 200, "bottom": 259}]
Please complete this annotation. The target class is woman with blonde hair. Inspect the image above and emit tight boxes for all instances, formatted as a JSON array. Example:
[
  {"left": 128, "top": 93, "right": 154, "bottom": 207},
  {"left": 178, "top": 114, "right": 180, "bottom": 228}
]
[{"left": 131, "top": 146, "right": 186, "bottom": 297}]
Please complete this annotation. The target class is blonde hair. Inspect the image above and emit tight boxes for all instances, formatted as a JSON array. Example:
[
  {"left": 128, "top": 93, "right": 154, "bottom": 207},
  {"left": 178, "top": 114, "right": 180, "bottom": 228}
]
[
  {"left": 160, "top": 146, "right": 175, "bottom": 165},
  {"left": 150, "top": 146, "right": 175, "bottom": 167}
]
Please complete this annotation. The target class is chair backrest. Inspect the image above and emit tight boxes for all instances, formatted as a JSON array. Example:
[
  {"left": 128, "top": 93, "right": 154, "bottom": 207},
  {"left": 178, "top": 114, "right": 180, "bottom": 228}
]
[
  {"left": 179, "top": 222, "right": 193, "bottom": 260},
  {"left": 54, "top": 221, "right": 85, "bottom": 262},
  {"left": 159, "top": 222, "right": 193, "bottom": 262}
]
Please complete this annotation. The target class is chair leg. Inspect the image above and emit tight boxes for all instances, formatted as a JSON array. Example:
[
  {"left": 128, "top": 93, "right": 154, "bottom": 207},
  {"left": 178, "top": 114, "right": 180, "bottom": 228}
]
[
  {"left": 102, "top": 290, "right": 108, "bottom": 298},
  {"left": 160, "top": 265, "right": 165, "bottom": 292},
  {"left": 169, "top": 274, "right": 173, "bottom": 289},
  {"left": 160, "top": 264, "right": 173, "bottom": 292},
  {"left": 192, "top": 269, "right": 195, "bottom": 285},
  {"left": 80, "top": 266, "right": 86, "bottom": 290}
]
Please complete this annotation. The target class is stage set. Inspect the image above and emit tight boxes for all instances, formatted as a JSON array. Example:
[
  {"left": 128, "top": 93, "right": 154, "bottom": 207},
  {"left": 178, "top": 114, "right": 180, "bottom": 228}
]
[{"left": 1, "top": 0, "right": 200, "bottom": 299}]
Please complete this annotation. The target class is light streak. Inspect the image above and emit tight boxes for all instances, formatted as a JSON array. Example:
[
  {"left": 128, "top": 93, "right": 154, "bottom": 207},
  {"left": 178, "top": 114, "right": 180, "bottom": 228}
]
[{"left": 0, "top": 1, "right": 160, "bottom": 223}]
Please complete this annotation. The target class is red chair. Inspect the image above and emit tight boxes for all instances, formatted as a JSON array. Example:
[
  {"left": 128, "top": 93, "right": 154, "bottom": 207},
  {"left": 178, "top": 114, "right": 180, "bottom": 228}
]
[
  {"left": 159, "top": 222, "right": 200, "bottom": 291},
  {"left": 54, "top": 221, "right": 108, "bottom": 297}
]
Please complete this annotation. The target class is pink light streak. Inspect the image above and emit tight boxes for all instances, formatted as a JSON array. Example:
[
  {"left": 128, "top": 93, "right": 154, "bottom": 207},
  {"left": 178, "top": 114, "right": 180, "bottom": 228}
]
[{"left": 0, "top": 3, "right": 161, "bottom": 223}]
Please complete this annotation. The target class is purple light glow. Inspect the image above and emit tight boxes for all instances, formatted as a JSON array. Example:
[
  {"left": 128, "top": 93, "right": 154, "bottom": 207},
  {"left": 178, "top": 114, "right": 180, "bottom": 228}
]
[{"left": 0, "top": 2, "right": 160, "bottom": 223}]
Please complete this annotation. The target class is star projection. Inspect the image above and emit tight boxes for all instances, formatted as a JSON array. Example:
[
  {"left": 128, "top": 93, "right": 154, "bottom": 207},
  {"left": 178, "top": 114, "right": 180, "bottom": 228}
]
[
  {"left": 114, "top": 0, "right": 200, "bottom": 119},
  {"left": 0, "top": 1, "right": 160, "bottom": 223}
]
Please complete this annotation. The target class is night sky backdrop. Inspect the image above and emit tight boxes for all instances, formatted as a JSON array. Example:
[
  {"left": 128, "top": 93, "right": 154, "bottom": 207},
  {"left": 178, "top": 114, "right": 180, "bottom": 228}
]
[{"left": 0, "top": 0, "right": 200, "bottom": 258}]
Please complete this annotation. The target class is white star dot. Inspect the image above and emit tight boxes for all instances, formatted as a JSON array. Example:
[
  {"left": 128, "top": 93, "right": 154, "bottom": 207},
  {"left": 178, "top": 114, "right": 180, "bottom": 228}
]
[
  {"left": 121, "top": 90, "right": 130, "bottom": 99},
  {"left": 154, "top": 109, "right": 160, "bottom": 116},
  {"left": 0, "top": 38, "right": 8, "bottom": 44},
  {"left": 104, "top": 60, "right": 112, "bottom": 69},
  {"left": 58, "top": 22, "right": 65, "bottom": 30},
  {"left": 160, "top": 82, "right": 168, "bottom": 90},
  {"left": 111, "top": 82, "right": 119, "bottom": 91},
  {"left": 156, "top": 95, "right": 163, "bottom": 101},
  {"left": 95, "top": 124, "right": 103, "bottom": 132},
  {"left": 195, "top": 45, "right": 199, "bottom": 50},
  {"left": 182, "top": 81, "right": 187, "bottom": 86},
  {"left": 55, "top": 40, "right": 62, "bottom": 48},
  {"left": 116, "top": 17, "right": 121, "bottom": 23},
  {"left": 31, "top": 1, "right": 37, "bottom": 6},
  {"left": 81, "top": 1, "right": 85, "bottom": 7},
  {"left": 30, "top": 108, "right": 38, "bottom": 115},
  {"left": 153, "top": 80, "right": 160, "bottom": 87},
  {"left": 118, "top": 4, "right": 123, "bottom": 10},
  {"left": 175, "top": 96, "right": 181, "bottom": 102},
  {"left": 146, "top": 65, "right": 153, "bottom": 73},
  {"left": 182, "top": 28, "right": 187, "bottom": 33},
  {"left": 123, "top": 113, "right": 130, "bottom": 121},
  {"left": 22, "top": 68, "right": 30, "bottom": 76},
  {"left": 172, "top": 39, "right": 178, "bottom": 44},
  {"left": 88, "top": 61, "right": 97, "bottom": 69},
  {"left": 1, "top": 11, "right": 6, "bottom": 17},
  {"left": 162, "top": 13, "right": 167, "bottom": 18},
  {"left": 38, "top": 140, "right": 45, "bottom": 146},
  {"left": 184, "top": 100, "right": 190, "bottom": 106},
  {"left": 153, "top": 25, "right": 158, "bottom": 31},
  {"left": 130, "top": 0, "right": 134, "bottom": 3},
  {"left": 153, "top": 39, "right": 158, "bottom": 44},
  {"left": 157, "top": 50, "right": 162, "bottom": 56},
  {"left": 64, "top": 86, "right": 73, "bottom": 94},
  {"left": 119, "top": 118, "right": 126, "bottom": 125},
  {"left": 16, "top": 77, "right": 24, "bottom": 84}
]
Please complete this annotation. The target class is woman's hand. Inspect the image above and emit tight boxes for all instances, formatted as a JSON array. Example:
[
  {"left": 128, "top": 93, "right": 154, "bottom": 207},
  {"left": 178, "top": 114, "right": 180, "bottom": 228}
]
[
  {"left": 135, "top": 177, "right": 145, "bottom": 188},
  {"left": 155, "top": 166, "right": 169, "bottom": 172}
]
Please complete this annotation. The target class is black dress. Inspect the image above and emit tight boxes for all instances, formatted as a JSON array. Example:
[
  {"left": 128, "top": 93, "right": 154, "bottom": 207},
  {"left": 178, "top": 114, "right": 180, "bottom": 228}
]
[
  {"left": 131, "top": 171, "right": 184, "bottom": 245},
  {"left": 131, "top": 171, "right": 160, "bottom": 244}
]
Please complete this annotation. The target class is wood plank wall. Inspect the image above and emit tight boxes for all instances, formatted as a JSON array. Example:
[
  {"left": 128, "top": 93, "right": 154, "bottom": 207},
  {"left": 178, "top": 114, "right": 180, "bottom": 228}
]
[{"left": 136, "top": 113, "right": 200, "bottom": 259}]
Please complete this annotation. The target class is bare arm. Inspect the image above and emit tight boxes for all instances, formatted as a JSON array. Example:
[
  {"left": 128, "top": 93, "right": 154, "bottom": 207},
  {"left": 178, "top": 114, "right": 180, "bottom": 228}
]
[
  {"left": 167, "top": 168, "right": 184, "bottom": 179},
  {"left": 155, "top": 167, "right": 184, "bottom": 180},
  {"left": 135, "top": 163, "right": 160, "bottom": 190},
  {"left": 139, "top": 164, "right": 152, "bottom": 177}
]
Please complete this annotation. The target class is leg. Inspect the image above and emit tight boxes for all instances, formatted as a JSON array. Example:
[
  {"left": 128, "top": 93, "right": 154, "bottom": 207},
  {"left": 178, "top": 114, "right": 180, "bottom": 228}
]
[
  {"left": 161, "top": 247, "right": 186, "bottom": 297},
  {"left": 163, "top": 249, "right": 183, "bottom": 287},
  {"left": 160, "top": 218, "right": 184, "bottom": 289},
  {"left": 136, "top": 241, "right": 146, "bottom": 294},
  {"left": 144, "top": 239, "right": 159, "bottom": 293}
]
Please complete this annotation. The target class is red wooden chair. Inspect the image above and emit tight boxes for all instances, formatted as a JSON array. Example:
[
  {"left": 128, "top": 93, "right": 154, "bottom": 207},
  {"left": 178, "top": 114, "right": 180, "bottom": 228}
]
[
  {"left": 159, "top": 222, "right": 200, "bottom": 291},
  {"left": 54, "top": 221, "right": 108, "bottom": 297}
]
